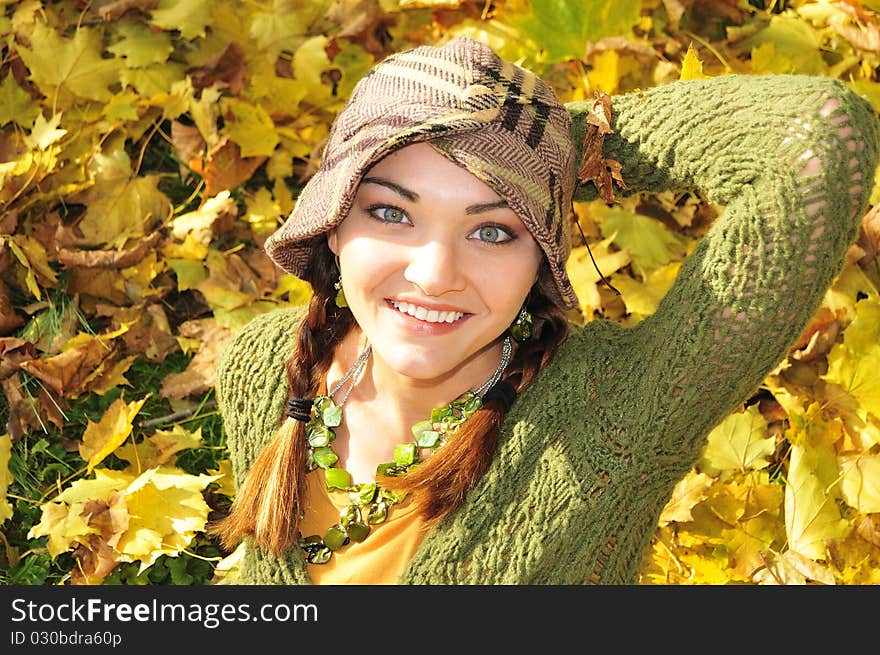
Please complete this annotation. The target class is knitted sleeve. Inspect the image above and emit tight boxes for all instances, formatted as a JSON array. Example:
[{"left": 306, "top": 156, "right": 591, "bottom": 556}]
[
  {"left": 214, "top": 306, "right": 304, "bottom": 490},
  {"left": 567, "top": 75, "right": 879, "bottom": 462}
]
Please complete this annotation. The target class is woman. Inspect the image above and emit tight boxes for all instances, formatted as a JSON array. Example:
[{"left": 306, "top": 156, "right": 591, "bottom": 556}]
[{"left": 210, "top": 37, "right": 879, "bottom": 584}]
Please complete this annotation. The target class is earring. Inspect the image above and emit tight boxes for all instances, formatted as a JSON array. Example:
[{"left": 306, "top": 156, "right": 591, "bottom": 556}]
[
  {"left": 334, "top": 276, "right": 348, "bottom": 308},
  {"left": 509, "top": 307, "right": 533, "bottom": 341}
]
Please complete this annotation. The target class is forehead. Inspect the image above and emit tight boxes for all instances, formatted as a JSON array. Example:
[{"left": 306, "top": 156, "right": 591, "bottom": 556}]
[{"left": 360, "top": 142, "right": 506, "bottom": 204}]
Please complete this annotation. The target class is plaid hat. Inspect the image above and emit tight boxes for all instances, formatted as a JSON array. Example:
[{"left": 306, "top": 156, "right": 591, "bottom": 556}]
[{"left": 264, "top": 36, "right": 579, "bottom": 309}]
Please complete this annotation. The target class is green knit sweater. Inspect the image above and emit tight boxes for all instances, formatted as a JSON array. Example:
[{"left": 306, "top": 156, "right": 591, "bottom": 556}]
[{"left": 216, "top": 74, "right": 879, "bottom": 584}]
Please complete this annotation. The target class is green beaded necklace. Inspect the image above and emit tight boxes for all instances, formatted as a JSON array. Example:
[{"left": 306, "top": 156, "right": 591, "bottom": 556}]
[{"left": 297, "top": 335, "right": 513, "bottom": 565}]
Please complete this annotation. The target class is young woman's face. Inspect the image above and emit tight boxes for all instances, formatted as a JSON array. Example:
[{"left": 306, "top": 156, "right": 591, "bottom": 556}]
[{"left": 327, "top": 141, "right": 543, "bottom": 384}]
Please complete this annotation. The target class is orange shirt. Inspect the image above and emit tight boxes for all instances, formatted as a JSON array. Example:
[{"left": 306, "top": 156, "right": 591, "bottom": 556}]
[{"left": 299, "top": 469, "right": 429, "bottom": 584}]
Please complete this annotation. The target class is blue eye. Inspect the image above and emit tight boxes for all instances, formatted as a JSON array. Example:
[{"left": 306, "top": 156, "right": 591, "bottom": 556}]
[
  {"left": 470, "top": 224, "right": 513, "bottom": 244},
  {"left": 371, "top": 206, "right": 409, "bottom": 224}
]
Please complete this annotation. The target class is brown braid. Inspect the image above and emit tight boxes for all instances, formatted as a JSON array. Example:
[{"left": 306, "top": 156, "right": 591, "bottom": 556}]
[
  {"left": 379, "top": 283, "right": 569, "bottom": 525},
  {"left": 208, "top": 240, "right": 354, "bottom": 557}
]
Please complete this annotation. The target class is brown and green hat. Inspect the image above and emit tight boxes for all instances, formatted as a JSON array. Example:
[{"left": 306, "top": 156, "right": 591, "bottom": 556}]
[{"left": 264, "top": 36, "right": 580, "bottom": 309}]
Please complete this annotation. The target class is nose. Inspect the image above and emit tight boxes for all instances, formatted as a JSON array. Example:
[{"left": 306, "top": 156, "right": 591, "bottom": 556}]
[{"left": 403, "top": 239, "right": 467, "bottom": 296}]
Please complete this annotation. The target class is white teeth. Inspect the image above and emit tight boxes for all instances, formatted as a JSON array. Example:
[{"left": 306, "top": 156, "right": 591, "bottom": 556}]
[{"left": 391, "top": 301, "right": 464, "bottom": 324}]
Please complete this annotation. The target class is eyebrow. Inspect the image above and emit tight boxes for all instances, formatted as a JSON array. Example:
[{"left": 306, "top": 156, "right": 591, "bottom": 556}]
[{"left": 362, "top": 176, "right": 510, "bottom": 215}]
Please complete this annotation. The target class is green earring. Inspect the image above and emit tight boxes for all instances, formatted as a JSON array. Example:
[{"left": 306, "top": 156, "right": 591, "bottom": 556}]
[
  {"left": 509, "top": 307, "right": 533, "bottom": 341},
  {"left": 334, "top": 276, "right": 348, "bottom": 308}
]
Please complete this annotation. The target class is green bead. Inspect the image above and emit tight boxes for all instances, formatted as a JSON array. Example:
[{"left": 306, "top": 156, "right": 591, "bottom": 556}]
[
  {"left": 367, "top": 501, "right": 388, "bottom": 524},
  {"left": 307, "top": 546, "right": 332, "bottom": 564},
  {"left": 325, "top": 467, "right": 351, "bottom": 490},
  {"left": 324, "top": 524, "right": 348, "bottom": 550},
  {"left": 340, "top": 504, "right": 360, "bottom": 524},
  {"left": 510, "top": 311, "right": 533, "bottom": 341},
  {"left": 415, "top": 429, "right": 441, "bottom": 448},
  {"left": 393, "top": 443, "right": 416, "bottom": 466},
  {"left": 307, "top": 423, "right": 333, "bottom": 448},
  {"left": 351, "top": 483, "right": 377, "bottom": 505},
  {"left": 313, "top": 446, "right": 338, "bottom": 469},
  {"left": 346, "top": 522, "right": 370, "bottom": 542}
]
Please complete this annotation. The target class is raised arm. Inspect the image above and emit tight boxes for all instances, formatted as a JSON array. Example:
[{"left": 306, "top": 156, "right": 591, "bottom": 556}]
[{"left": 568, "top": 75, "right": 879, "bottom": 457}]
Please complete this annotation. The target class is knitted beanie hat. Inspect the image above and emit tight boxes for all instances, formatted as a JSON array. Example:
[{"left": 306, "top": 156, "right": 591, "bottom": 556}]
[{"left": 264, "top": 36, "right": 579, "bottom": 309}]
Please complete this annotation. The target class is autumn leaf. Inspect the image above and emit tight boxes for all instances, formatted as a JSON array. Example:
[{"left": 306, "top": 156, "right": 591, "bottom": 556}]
[
  {"left": 823, "top": 296, "right": 880, "bottom": 418},
  {"left": 115, "top": 467, "right": 219, "bottom": 571},
  {"left": 680, "top": 43, "right": 709, "bottom": 80},
  {"left": 699, "top": 405, "right": 775, "bottom": 474},
  {"left": 0, "top": 433, "right": 13, "bottom": 524},
  {"left": 16, "top": 22, "right": 123, "bottom": 104},
  {"left": 785, "top": 439, "right": 850, "bottom": 560},
  {"left": 79, "top": 395, "right": 150, "bottom": 474},
  {"left": 596, "top": 203, "right": 688, "bottom": 277},
  {"left": 115, "top": 425, "right": 203, "bottom": 473},
  {"left": 148, "top": 0, "right": 213, "bottom": 40},
  {"left": 838, "top": 453, "right": 880, "bottom": 514},
  {"left": 511, "top": 0, "right": 643, "bottom": 64}
]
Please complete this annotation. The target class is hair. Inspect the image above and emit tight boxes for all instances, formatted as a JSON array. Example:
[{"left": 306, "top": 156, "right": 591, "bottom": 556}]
[{"left": 208, "top": 241, "right": 569, "bottom": 558}]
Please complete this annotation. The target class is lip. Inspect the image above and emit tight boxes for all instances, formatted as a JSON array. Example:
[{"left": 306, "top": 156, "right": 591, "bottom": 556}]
[{"left": 385, "top": 299, "right": 471, "bottom": 335}]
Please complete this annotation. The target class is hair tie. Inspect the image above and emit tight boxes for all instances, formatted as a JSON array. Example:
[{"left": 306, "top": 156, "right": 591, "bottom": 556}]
[
  {"left": 482, "top": 380, "right": 517, "bottom": 413},
  {"left": 285, "top": 397, "right": 314, "bottom": 422}
]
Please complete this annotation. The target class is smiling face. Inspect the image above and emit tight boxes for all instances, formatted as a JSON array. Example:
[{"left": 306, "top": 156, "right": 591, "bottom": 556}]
[{"left": 327, "top": 141, "right": 543, "bottom": 389}]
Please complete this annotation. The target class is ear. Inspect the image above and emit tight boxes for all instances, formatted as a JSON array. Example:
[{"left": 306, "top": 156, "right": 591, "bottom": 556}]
[{"left": 327, "top": 229, "right": 338, "bottom": 255}]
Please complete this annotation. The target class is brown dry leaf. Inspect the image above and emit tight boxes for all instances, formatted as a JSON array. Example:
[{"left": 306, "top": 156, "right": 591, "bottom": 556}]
[
  {"left": 115, "top": 304, "right": 179, "bottom": 363},
  {"left": 576, "top": 90, "right": 627, "bottom": 205},
  {"left": 856, "top": 515, "right": 880, "bottom": 548},
  {"left": 65, "top": 268, "right": 128, "bottom": 306},
  {"left": 170, "top": 121, "right": 206, "bottom": 179},
  {"left": 858, "top": 204, "right": 880, "bottom": 263},
  {"left": 790, "top": 305, "right": 845, "bottom": 362},
  {"left": 326, "top": 0, "right": 393, "bottom": 56},
  {"left": 191, "top": 136, "right": 266, "bottom": 198},
  {"left": 189, "top": 43, "right": 249, "bottom": 96},
  {"left": 70, "top": 493, "right": 129, "bottom": 585},
  {"left": 0, "top": 280, "right": 24, "bottom": 335},
  {"left": 160, "top": 318, "right": 233, "bottom": 399},
  {"left": 20, "top": 337, "right": 115, "bottom": 398},
  {"left": 56, "top": 232, "right": 162, "bottom": 269},
  {"left": 98, "top": 0, "right": 159, "bottom": 21}
]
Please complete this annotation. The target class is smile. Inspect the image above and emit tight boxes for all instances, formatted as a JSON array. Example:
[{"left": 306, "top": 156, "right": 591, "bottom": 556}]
[{"left": 390, "top": 300, "right": 465, "bottom": 324}]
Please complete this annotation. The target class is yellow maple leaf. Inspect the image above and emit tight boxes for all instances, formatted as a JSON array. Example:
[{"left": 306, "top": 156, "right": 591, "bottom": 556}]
[
  {"left": 115, "top": 467, "right": 219, "bottom": 571},
  {"left": 594, "top": 202, "right": 687, "bottom": 278},
  {"left": 838, "top": 453, "right": 880, "bottom": 514},
  {"left": 785, "top": 440, "right": 850, "bottom": 561},
  {"left": 699, "top": 405, "right": 775, "bottom": 474},
  {"left": 116, "top": 426, "right": 203, "bottom": 474},
  {"left": 0, "top": 73, "right": 39, "bottom": 127},
  {"left": 149, "top": 0, "right": 213, "bottom": 40},
  {"left": 223, "top": 98, "right": 280, "bottom": 158},
  {"left": 16, "top": 22, "right": 121, "bottom": 103},
  {"left": 680, "top": 43, "right": 709, "bottom": 80},
  {"left": 71, "top": 149, "right": 172, "bottom": 249},
  {"left": 27, "top": 501, "right": 94, "bottom": 557},
  {"left": 823, "top": 296, "right": 880, "bottom": 419},
  {"left": 107, "top": 21, "right": 174, "bottom": 68},
  {"left": 566, "top": 237, "right": 631, "bottom": 318},
  {"left": 657, "top": 469, "right": 714, "bottom": 524},
  {"left": 24, "top": 112, "right": 66, "bottom": 151},
  {"left": 79, "top": 395, "right": 150, "bottom": 474},
  {"left": 611, "top": 262, "right": 681, "bottom": 323},
  {"left": 0, "top": 434, "right": 13, "bottom": 525},
  {"left": 171, "top": 190, "right": 236, "bottom": 245},
  {"left": 208, "top": 459, "right": 236, "bottom": 498}
]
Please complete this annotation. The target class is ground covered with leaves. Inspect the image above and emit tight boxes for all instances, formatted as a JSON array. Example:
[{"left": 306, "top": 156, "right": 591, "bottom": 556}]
[{"left": 1, "top": 0, "right": 880, "bottom": 585}]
